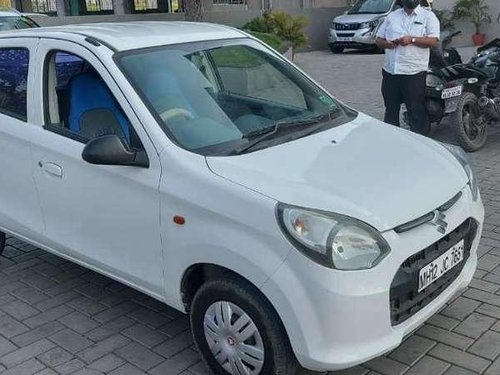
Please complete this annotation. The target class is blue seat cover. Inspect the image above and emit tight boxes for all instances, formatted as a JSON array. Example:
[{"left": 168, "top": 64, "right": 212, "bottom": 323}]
[{"left": 68, "top": 72, "right": 130, "bottom": 141}]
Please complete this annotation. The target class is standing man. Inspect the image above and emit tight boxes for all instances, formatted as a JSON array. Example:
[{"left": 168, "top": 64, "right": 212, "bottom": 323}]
[{"left": 376, "top": 0, "right": 440, "bottom": 136}]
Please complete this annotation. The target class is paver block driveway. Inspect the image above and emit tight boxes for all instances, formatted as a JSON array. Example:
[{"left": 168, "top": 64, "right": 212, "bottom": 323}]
[{"left": 0, "top": 48, "right": 499, "bottom": 375}]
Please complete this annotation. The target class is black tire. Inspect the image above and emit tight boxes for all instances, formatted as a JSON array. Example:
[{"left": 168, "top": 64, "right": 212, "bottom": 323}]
[
  {"left": 0, "top": 232, "right": 5, "bottom": 256},
  {"left": 191, "top": 277, "right": 298, "bottom": 375},
  {"left": 451, "top": 92, "right": 488, "bottom": 152},
  {"left": 329, "top": 45, "right": 344, "bottom": 54}
]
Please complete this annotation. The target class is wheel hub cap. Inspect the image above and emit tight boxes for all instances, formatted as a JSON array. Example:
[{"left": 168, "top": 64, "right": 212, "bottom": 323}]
[{"left": 204, "top": 301, "right": 265, "bottom": 375}]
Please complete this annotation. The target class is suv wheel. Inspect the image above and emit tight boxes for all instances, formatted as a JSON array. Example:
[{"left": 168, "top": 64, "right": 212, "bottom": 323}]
[
  {"left": 329, "top": 45, "right": 344, "bottom": 54},
  {"left": 190, "top": 277, "right": 298, "bottom": 375},
  {"left": 0, "top": 232, "right": 5, "bottom": 256}
]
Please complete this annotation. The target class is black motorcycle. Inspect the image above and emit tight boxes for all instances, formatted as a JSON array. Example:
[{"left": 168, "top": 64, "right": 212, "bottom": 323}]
[
  {"left": 471, "top": 38, "right": 500, "bottom": 101},
  {"left": 429, "top": 30, "right": 463, "bottom": 69},
  {"left": 404, "top": 33, "right": 496, "bottom": 151},
  {"left": 425, "top": 63, "right": 490, "bottom": 151},
  {"left": 458, "top": 38, "right": 500, "bottom": 151}
]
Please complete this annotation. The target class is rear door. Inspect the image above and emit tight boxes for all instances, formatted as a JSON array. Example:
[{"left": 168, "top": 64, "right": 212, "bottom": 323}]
[{"left": 0, "top": 38, "right": 45, "bottom": 241}]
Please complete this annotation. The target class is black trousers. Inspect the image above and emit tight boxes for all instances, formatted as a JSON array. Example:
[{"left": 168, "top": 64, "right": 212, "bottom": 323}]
[{"left": 381, "top": 70, "right": 430, "bottom": 136}]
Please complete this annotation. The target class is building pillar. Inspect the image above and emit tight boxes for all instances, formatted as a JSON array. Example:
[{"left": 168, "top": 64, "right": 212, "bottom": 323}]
[
  {"left": 56, "top": 0, "right": 69, "bottom": 16},
  {"left": 20, "top": 0, "right": 33, "bottom": 13},
  {"left": 157, "top": 0, "right": 168, "bottom": 12},
  {"left": 112, "top": 0, "right": 129, "bottom": 14}
]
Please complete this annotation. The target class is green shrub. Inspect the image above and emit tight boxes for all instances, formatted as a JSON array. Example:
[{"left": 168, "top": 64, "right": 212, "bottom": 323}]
[
  {"left": 243, "top": 10, "right": 309, "bottom": 52},
  {"left": 243, "top": 16, "right": 271, "bottom": 34},
  {"left": 246, "top": 31, "right": 291, "bottom": 53},
  {"left": 269, "top": 11, "right": 309, "bottom": 51}
]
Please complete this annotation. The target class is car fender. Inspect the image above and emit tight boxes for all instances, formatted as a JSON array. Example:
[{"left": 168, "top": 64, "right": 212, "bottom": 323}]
[{"left": 158, "top": 147, "right": 292, "bottom": 312}]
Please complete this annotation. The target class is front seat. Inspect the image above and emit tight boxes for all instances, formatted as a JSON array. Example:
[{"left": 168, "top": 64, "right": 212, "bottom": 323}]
[{"left": 68, "top": 72, "right": 130, "bottom": 142}]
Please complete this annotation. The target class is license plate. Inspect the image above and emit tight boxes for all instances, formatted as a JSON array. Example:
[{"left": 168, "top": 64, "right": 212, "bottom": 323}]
[
  {"left": 337, "top": 37, "right": 353, "bottom": 42},
  {"left": 418, "top": 240, "right": 464, "bottom": 293},
  {"left": 441, "top": 85, "right": 463, "bottom": 99}
]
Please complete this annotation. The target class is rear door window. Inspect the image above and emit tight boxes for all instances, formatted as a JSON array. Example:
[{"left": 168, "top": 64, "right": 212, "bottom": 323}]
[{"left": 0, "top": 48, "right": 29, "bottom": 121}]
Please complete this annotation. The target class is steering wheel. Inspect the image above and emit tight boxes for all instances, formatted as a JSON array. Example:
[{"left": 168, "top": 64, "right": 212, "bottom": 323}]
[{"left": 160, "top": 108, "right": 195, "bottom": 123}]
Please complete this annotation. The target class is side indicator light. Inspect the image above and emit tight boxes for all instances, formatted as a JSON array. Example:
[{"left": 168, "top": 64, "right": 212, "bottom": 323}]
[{"left": 173, "top": 216, "right": 186, "bottom": 225}]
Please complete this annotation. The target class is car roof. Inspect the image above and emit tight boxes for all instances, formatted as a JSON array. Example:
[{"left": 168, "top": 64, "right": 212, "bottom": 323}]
[{"left": 0, "top": 21, "right": 247, "bottom": 51}]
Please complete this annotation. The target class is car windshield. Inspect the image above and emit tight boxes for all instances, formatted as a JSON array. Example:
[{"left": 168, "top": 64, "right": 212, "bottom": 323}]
[
  {"left": 348, "top": 0, "right": 394, "bottom": 14},
  {"left": 118, "top": 39, "right": 354, "bottom": 156},
  {"left": 0, "top": 16, "right": 37, "bottom": 30}
]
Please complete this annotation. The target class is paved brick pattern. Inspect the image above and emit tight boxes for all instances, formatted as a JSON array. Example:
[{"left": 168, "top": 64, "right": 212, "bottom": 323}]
[
  {"left": 1, "top": 48, "right": 500, "bottom": 375},
  {"left": 0, "top": 239, "right": 208, "bottom": 375}
]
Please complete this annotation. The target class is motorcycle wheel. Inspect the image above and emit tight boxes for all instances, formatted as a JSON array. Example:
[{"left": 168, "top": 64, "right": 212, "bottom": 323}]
[
  {"left": 451, "top": 92, "right": 488, "bottom": 152},
  {"left": 0, "top": 232, "right": 5, "bottom": 256}
]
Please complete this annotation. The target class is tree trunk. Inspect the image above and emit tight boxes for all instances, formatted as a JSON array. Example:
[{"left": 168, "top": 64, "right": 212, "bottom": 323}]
[{"left": 184, "top": 0, "right": 204, "bottom": 21}]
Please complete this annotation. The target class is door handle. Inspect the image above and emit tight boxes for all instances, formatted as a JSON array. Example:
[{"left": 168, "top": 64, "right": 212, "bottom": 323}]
[{"left": 39, "top": 162, "right": 63, "bottom": 178}]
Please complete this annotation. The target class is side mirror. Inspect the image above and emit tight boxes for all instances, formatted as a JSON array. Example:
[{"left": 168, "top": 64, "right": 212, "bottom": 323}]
[{"left": 82, "top": 134, "right": 149, "bottom": 168}]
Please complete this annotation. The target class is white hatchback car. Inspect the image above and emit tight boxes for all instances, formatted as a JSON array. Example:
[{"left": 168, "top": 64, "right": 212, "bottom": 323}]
[{"left": 0, "top": 22, "right": 484, "bottom": 373}]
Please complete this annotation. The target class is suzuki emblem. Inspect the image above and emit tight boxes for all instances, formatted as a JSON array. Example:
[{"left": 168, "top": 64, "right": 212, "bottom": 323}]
[{"left": 431, "top": 211, "right": 448, "bottom": 234}]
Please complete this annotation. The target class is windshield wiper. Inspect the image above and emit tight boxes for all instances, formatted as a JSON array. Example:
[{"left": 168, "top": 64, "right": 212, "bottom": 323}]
[{"left": 230, "top": 112, "right": 334, "bottom": 155}]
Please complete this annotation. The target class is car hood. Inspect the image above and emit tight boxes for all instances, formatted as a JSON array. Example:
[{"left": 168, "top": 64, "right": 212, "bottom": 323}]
[
  {"left": 334, "top": 13, "right": 384, "bottom": 24},
  {"left": 206, "top": 114, "right": 468, "bottom": 232}
]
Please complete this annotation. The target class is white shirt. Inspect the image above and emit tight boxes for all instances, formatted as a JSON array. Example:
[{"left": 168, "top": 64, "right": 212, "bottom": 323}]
[{"left": 377, "top": 6, "right": 440, "bottom": 75}]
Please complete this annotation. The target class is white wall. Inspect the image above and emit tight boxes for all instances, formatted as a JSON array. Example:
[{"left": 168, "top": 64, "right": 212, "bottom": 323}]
[{"left": 434, "top": 0, "right": 500, "bottom": 47}]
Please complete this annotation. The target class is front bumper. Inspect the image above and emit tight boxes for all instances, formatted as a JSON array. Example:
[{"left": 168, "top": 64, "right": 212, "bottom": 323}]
[
  {"left": 261, "top": 187, "right": 484, "bottom": 371},
  {"left": 328, "top": 27, "right": 378, "bottom": 49}
]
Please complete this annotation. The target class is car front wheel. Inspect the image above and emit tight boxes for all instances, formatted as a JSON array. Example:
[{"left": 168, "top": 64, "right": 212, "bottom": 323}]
[
  {"left": 190, "top": 277, "right": 298, "bottom": 375},
  {"left": 329, "top": 45, "right": 344, "bottom": 54}
]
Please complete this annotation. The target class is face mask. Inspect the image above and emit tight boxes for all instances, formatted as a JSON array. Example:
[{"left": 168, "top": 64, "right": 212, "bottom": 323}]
[{"left": 402, "top": 0, "right": 420, "bottom": 9}]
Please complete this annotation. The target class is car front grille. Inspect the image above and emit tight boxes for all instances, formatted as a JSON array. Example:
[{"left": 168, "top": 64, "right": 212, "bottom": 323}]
[
  {"left": 334, "top": 23, "right": 360, "bottom": 31},
  {"left": 394, "top": 191, "right": 462, "bottom": 234},
  {"left": 389, "top": 218, "right": 478, "bottom": 326},
  {"left": 337, "top": 33, "right": 355, "bottom": 38}
]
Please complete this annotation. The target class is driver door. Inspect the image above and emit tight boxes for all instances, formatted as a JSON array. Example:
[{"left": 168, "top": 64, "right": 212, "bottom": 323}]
[{"left": 29, "top": 39, "right": 165, "bottom": 298}]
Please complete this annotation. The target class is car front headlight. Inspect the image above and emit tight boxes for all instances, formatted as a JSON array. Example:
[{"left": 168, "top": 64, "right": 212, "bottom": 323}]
[
  {"left": 277, "top": 204, "right": 390, "bottom": 270},
  {"left": 440, "top": 143, "right": 479, "bottom": 201},
  {"left": 360, "top": 19, "right": 379, "bottom": 29}
]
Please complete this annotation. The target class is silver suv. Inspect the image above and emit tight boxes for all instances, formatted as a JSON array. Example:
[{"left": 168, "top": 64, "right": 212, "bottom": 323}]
[
  {"left": 329, "top": 0, "right": 399, "bottom": 53},
  {"left": 0, "top": 9, "right": 39, "bottom": 31}
]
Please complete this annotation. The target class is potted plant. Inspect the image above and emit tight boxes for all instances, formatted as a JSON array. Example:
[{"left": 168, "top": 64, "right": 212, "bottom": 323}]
[{"left": 452, "top": 0, "right": 491, "bottom": 46}]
